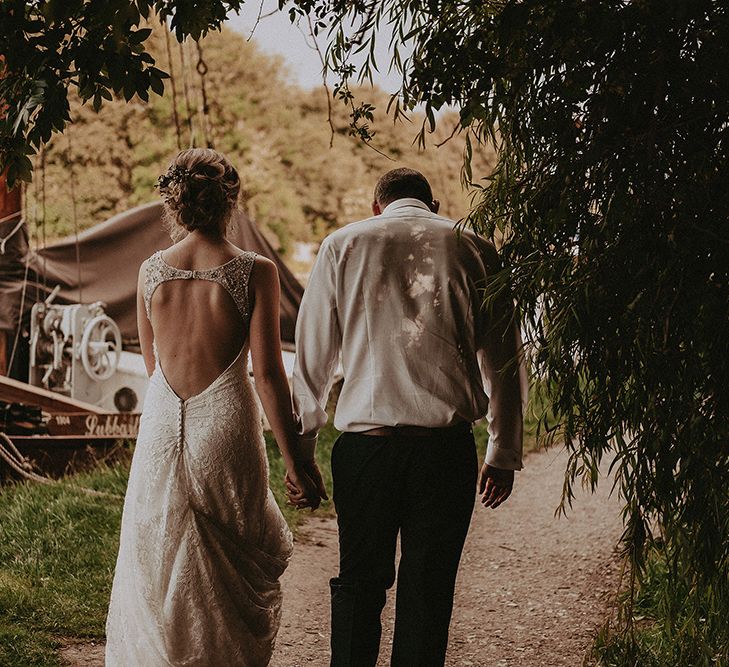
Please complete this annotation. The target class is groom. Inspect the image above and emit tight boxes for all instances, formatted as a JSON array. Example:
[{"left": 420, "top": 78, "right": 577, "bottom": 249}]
[{"left": 291, "top": 168, "right": 525, "bottom": 666}]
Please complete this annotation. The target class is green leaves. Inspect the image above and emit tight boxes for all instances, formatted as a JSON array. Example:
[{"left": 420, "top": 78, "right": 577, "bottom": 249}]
[
  {"left": 4, "top": 153, "right": 34, "bottom": 188},
  {"left": 154, "top": 0, "right": 244, "bottom": 41},
  {"left": 0, "top": 1, "right": 235, "bottom": 188}
]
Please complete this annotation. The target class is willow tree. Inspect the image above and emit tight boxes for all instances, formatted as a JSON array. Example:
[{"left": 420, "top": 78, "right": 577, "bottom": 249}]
[{"left": 281, "top": 0, "right": 729, "bottom": 662}]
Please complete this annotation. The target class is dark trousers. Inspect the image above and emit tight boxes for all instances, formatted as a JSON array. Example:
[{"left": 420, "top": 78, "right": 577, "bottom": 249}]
[{"left": 330, "top": 426, "right": 478, "bottom": 667}]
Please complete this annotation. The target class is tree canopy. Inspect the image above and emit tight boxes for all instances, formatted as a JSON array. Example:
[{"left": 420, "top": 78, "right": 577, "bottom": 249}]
[
  {"left": 20, "top": 24, "right": 492, "bottom": 250},
  {"left": 0, "top": 0, "right": 246, "bottom": 186},
  {"left": 1, "top": 3, "right": 492, "bottom": 248}
]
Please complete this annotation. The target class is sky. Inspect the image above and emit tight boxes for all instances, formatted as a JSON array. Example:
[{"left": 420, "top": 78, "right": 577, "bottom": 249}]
[{"left": 226, "top": 2, "right": 405, "bottom": 93}]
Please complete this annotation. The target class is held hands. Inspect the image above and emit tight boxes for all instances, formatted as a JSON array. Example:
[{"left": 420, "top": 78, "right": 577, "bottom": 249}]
[
  {"left": 478, "top": 463, "right": 514, "bottom": 509},
  {"left": 285, "top": 459, "right": 328, "bottom": 511}
]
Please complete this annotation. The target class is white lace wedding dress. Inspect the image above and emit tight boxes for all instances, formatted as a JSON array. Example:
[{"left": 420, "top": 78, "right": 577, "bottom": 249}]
[{"left": 106, "top": 250, "right": 293, "bottom": 666}]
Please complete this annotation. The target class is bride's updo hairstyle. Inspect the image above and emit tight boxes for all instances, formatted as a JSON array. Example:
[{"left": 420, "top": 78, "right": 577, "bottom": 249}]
[{"left": 157, "top": 148, "right": 240, "bottom": 238}]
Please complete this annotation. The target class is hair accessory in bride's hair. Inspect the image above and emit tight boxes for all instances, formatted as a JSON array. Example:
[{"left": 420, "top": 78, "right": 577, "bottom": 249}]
[{"left": 156, "top": 165, "right": 191, "bottom": 196}]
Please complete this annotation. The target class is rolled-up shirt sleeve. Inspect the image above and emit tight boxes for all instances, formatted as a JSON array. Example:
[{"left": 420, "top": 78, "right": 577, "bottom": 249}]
[
  {"left": 291, "top": 241, "right": 341, "bottom": 446},
  {"left": 478, "top": 285, "right": 528, "bottom": 471}
]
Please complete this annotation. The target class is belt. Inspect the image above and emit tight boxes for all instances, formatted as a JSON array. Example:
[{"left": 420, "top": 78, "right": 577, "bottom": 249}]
[{"left": 359, "top": 421, "right": 471, "bottom": 438}]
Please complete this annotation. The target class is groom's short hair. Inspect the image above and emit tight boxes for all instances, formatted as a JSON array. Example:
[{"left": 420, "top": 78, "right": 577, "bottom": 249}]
[{"left": 374, "top": 168, "right": 433, "bottom": 208}]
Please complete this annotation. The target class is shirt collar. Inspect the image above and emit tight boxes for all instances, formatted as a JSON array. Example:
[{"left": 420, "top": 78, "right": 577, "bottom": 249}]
[{"left": 381, "top": 198, "right": 431, "bottom": 215}]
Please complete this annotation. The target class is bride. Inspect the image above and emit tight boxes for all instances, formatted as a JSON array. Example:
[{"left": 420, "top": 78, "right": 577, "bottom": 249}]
[{"left": 106, "top": 148, "right": 326, "bottom": 666}]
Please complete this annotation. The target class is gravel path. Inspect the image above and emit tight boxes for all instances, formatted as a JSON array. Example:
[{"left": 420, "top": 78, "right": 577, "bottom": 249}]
[{"left": 60, "top": 445, "right": 623, "bottom": 666}]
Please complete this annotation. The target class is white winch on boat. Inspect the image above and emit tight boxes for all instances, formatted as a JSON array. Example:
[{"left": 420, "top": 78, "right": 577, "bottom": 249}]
[{"left": 28, "top": 290, "right": 147, "bottom": 412}]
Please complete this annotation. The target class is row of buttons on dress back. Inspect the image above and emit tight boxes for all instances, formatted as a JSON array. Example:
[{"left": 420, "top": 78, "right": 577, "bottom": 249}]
[{"left": 177, "top": 399, "right": 185, "bottom": 453}]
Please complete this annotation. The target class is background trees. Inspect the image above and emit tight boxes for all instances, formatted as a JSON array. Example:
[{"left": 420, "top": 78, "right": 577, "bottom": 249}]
[{"left": 0, "top": 0, "right": 247, "bottom": 186}]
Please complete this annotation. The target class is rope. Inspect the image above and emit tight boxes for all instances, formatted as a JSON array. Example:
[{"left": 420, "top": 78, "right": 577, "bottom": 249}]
[
  {"left": 22, "top": 180, "right": 27, "bottom": 227},
  {"left": 7, "top": 254, "right": 30, "bottom": 374},
  {"left": 178, "top": 40, "right": 196, "bottom": 147},
  {"left": 66, "top": 126, "right": 83, "bottom": 303},
  {"left": 0, "top": 214, "right": 24, "bottom": 254},
  {"left": 195, "top": 40, "right": 213, "bottom": 148},
  {"left": 0, "top": 430, "right": 34, "bottom": 472},
  {"left": 0, "top": 431, "right": 124, "bottom": 500},
  {"left": 31, "top": 152, "right": 41, "bottom": 304},
  {"left": 8, "top": 182, "right": 31, "bottom": 374},
  {"left": 0, "top": 210, "right": 22, "bottom": 225},
  {"left": 40, "top": 146, "right": 48, "bottom": 294},
  {"left": 164, "top": 28, "right": 183, "bottom": 151}
]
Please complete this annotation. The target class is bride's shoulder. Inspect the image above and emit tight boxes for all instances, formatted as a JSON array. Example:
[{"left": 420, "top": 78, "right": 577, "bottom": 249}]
[
  {"left": 138, "top": 250, "right": 161, "bottom": 276},
  {"left": 223, "top": 242, "right": 256, "bottom": 263},
  {"left": 249, "top": 255, "right": 278, "bottom": 288},
  {"left": 142, "top": 249, "right": 163, "bottom": 264},
  {"left": 251, "top": 254, "right": 276, "bottom": 274}
]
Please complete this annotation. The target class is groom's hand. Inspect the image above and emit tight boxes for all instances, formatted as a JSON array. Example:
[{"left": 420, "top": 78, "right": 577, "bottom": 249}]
[
  {"left": 298, "top": 459, "right": 328, "bottom": 502},
  {"left": 478, "top": 463, "right": 514, "bottom": 509},
  {"left": 285, "top": 460, "right": 328, "bottom": 511}
]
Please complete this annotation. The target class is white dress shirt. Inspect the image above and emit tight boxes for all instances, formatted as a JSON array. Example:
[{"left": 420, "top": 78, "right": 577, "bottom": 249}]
[{"left": 291, "top": 198, "right": 526, "bottom": 470}]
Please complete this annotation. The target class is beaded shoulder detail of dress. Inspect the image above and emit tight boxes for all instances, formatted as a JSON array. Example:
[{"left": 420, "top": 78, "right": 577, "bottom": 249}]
[{"left": 143, "top": 250, "right": 257, "bottom": 321}]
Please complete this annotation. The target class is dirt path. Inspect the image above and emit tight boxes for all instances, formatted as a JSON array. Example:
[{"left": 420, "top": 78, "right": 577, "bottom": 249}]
[{"left": 61, "top": 446, "right": 622, "bottom": 666}]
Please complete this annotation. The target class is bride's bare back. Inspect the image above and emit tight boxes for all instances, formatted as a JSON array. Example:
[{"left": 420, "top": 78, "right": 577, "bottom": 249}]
[{"left": 142, "top": 240, "right": 251, "bottom": 400}]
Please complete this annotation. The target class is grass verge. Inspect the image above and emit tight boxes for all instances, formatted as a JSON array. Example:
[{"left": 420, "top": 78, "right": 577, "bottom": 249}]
[
  {"left": 0, "top": 459, "right": 130, "bottom": 666},
  {"left": 592, "top": 546, "right": 729, "bottom": 667}
]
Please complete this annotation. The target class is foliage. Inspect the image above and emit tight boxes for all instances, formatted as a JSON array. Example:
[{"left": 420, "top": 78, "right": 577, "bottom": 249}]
[
  {"left": 0, "top": 0, "right": 246, "bottom": 188},
  {"left": 593, "top": 545, "right": 728, "bottom": 666},
  {"left": 279, "top": 0, "right": 729, "bottom": 656}
]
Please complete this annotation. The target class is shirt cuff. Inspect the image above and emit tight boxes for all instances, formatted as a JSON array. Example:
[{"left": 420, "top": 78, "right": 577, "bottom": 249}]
[
  {"left": 295, "top": 433, "right": 318, "bottom": 461},
  {"left": 484, "top": 442, "right": 523, "bottom": 471}
]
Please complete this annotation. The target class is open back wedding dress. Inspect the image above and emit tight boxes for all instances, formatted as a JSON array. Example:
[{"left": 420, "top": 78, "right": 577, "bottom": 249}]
[{"left": 106, "top": 250, "right": 293, "bottom": 666}]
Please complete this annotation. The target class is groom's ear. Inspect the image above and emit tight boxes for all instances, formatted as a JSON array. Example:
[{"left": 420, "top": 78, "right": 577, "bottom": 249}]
[
  {"left": 429, "top": 199, "right": 440, "bottom": 214},
  {"left": 372, "top": 200, "right": 382, "bottom": 216}
]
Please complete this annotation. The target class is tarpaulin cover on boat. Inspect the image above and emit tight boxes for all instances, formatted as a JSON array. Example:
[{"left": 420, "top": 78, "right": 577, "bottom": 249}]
[{"left": 0, "top": 201, "right": 303, "bottom": 344}]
